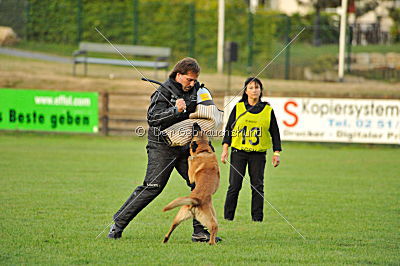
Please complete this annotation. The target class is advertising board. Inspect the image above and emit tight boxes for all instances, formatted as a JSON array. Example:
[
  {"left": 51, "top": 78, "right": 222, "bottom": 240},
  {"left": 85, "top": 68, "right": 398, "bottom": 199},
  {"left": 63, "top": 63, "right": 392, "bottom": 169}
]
[
  {"left": 0, "top": 89, "right": 99, "bottom": 133},
  {"left": 224, "top": 96, "right": 400, "bottom": 144}
]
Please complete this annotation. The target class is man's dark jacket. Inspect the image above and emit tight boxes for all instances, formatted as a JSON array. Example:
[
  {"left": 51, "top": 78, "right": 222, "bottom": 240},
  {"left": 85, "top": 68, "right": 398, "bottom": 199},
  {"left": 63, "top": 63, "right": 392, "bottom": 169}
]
[{"left": 147, "top": 78, "right": 198, "bottom": 143}]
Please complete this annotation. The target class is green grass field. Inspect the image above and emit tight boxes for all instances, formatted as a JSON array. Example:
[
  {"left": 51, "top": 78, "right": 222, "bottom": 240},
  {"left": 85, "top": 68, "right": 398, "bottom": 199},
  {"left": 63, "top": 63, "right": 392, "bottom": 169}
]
[{"left": 0, "top": 133, "right": 399, "bottom": 264}]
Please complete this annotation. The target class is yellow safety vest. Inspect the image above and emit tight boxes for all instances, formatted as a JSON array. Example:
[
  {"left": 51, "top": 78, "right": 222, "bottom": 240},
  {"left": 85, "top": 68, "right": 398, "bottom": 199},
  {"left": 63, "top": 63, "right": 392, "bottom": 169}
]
[{"left": 231, "top": 102, "right": 272, "bottom": 152}]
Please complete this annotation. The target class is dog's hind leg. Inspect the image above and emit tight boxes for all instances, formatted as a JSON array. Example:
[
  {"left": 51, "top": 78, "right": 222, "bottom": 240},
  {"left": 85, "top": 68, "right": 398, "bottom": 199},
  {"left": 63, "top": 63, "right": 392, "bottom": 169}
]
[
  {"left": 163, "top": 205, "right": 193, "bottom": 243},
  {"left": 210, "top": 204, "right": 217, "bottom": 221},
  {"left": 209, "top": 205, "right": 219, "bottom": 245},
  {"left": 195, "top": 207, "right": 218, "bottom": 245}
]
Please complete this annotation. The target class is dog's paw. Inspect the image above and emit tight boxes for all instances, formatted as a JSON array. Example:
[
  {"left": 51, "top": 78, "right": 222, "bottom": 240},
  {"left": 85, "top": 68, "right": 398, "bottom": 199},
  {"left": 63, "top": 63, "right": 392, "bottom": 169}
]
[{"left": 163, "top": 237, "right": 169, "bottom": 243}]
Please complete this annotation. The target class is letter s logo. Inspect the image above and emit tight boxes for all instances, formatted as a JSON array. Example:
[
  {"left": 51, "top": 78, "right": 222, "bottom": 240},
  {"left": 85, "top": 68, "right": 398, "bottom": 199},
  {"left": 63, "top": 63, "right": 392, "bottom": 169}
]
[{"left": 283, "top": 101, "right": 298, "bottom": 127}]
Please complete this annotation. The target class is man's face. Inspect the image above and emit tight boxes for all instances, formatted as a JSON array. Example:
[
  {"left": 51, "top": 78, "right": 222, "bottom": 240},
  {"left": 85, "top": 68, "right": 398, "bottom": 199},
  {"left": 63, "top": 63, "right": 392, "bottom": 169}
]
[{"left": 176, "top": 71, "right": 199, "bottom": 92}]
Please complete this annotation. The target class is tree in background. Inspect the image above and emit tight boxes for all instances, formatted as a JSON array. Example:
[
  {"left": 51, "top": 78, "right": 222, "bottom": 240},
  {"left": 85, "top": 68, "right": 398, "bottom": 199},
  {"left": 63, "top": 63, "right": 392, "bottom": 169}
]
[
  {"left": 297, "top": 0, "right": 341, "bottom": 46},
  {"left": 388, "top": 7, "right": 400, "bottom": 42},
  {"left": 352, "top": 0, "right": 398, "bottom": 44},
  {"left": 353, "top": 0, "right": 378, "bottom": 24}
]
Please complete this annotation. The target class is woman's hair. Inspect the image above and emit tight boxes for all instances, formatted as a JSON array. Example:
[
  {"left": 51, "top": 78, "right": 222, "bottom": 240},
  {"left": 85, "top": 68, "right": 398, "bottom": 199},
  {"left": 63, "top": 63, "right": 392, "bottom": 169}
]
[
  {"left": 239, "top": 77, "right": 263, "bottom": 103},
  {"left": 169, "top": 57, "right": 200, "bottom": 79}
]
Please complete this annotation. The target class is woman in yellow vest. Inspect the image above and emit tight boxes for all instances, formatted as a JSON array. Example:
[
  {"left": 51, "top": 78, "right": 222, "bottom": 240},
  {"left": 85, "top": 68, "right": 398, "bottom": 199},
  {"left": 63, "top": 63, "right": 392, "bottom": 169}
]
[{"left": 221, "top": 77, "right": 281, "bottom": 222}]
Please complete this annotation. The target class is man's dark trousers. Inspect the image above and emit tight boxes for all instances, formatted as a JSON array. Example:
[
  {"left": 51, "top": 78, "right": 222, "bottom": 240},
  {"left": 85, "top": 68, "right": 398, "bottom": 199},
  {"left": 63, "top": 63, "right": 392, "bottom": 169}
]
[
  {"left": 113, "top": 141, "right": 203, "bottom": 231},
  {"left": 224, "top": 149, "right": 266, "bottom": 221}
]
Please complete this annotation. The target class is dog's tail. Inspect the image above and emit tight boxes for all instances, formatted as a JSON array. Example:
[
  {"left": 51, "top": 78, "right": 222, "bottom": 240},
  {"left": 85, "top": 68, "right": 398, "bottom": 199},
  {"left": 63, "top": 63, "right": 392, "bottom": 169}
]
[{"left": 162, "top": 197, "right": 200, "bottom": 212}]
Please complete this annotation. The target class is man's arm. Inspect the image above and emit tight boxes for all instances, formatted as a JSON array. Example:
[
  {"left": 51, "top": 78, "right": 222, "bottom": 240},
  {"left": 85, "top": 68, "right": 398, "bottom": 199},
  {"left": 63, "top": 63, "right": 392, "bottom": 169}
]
[{"left": 147, "top": 90, "right": 183, "bottom": 127}]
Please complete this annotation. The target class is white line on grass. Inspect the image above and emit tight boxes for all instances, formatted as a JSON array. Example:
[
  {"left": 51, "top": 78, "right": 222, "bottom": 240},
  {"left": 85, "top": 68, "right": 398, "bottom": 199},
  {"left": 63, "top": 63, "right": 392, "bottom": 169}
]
[
  {"left": 225, "top": 158, "right": 306, "bottom": 240},
  {"left": 94, "top": 25, "right": 306, "bottom": 240},
  {"left": 96, "top": 158, "right": 177, "bottom": 239}
]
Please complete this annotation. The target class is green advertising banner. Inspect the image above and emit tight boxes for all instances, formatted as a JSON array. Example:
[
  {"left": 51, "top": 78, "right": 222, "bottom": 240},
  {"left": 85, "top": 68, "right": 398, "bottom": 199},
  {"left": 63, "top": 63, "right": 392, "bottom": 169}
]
[{"left": 0, "top": 89, "right": 98, "bottom": 133}]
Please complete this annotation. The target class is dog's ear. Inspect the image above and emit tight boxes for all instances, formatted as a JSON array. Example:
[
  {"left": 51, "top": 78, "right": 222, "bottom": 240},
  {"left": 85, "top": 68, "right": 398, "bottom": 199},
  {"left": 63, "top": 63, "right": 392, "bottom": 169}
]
[
  {"left": 209, "top": 141, "right": 215, "bottom": 152},
  {"left": 192, "top": 122, "right": 201, "bottom": 136},
  {"left": 191, "top": 141, "right": 198, "bottom": 153}
]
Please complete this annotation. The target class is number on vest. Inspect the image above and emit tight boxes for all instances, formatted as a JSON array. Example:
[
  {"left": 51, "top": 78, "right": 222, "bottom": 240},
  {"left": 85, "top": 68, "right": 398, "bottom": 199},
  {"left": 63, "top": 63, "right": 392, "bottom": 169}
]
[{"left": 238, "top": 126, "right": 261, "bottom": 146}]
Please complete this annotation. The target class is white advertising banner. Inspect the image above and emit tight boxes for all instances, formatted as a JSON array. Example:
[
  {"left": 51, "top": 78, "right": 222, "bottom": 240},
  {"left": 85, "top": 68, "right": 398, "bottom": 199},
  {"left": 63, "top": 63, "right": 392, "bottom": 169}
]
[{"left": 224, "top": 97, "right": 400, "bottom": 144}]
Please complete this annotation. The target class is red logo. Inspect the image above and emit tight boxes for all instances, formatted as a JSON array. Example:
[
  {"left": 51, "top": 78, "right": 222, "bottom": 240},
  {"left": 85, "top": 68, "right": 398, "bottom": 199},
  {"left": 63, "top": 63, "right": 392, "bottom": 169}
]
[{"left": 283, "top": 101, "right": 298, "bottom": 127}]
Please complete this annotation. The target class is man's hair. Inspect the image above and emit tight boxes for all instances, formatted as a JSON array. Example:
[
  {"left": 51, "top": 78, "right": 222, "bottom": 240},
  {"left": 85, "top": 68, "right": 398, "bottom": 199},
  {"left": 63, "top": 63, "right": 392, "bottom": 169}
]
[
  {"left": 169, "top": 57, "right": 200, "bottom": 79},
  {"left": 239, "top": 77, "right": 264, "bottom": 103}
]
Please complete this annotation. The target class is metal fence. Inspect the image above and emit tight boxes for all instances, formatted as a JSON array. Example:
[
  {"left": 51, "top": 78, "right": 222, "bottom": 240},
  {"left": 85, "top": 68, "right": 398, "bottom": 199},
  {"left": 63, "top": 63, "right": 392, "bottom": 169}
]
[{"left": 0, "top": 0, "right": 397, "bottom": 82}]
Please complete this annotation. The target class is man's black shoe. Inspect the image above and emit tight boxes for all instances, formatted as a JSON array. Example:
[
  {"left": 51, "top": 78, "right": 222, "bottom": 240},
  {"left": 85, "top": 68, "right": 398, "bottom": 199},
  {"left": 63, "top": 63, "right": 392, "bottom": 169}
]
[
  {"left": 191, "top": 231, "right": 222, "bottom": 243},
  {"left": 107, "top": 224, "right": 123, "bottom": 239}
]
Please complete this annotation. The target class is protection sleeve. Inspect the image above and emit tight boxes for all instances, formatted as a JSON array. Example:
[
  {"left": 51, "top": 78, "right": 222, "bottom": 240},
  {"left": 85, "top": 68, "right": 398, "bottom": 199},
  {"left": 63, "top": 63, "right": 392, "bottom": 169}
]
[{"left": 196, "top": 86, "right": 213, "bottom": 104}]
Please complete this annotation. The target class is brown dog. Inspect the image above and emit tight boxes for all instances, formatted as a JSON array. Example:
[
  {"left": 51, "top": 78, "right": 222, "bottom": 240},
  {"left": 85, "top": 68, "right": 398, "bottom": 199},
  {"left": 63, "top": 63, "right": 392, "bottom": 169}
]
[{"left": 162, "top": 123, "right": 220, "bottom": 245}]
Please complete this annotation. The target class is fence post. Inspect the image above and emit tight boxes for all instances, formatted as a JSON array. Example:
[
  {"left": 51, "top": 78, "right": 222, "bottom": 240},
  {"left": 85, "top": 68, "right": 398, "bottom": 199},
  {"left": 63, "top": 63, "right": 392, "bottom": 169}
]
[
  {"left": 133, "top": 0, "right": 139, "bottom": 45},
  {"left": 346, "top": 25, "right": 353, "bottom": 73},
  {"left": 101, "top": 92, "right": 109, "bottom": 136},
  {"left": 24, "top": 0, "right": 30, "bottom": 41},
  {"left": 188, "top": 3, "right": 196, "bottom": 58},
  {"left": 247, "top": 11, "right": 253, "bottom": 74},
  {"left": 284, "top": 15, "right": 291, "bottom": 80},
  {"left": 77, "top": 0, "right": 82, "bottom": 44}
]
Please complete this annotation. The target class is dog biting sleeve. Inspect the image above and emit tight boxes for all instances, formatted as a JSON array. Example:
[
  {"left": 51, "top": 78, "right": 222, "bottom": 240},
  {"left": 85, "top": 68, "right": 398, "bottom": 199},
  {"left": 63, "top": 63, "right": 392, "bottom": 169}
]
[{"left": 162, "top": 104, "right": 223, "bottom": 147}]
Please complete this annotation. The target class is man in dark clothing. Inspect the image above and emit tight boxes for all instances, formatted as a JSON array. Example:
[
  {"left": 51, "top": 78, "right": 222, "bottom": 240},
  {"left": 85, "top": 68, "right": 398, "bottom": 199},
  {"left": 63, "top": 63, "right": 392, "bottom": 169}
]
[{"left": 108, "top": 57, "right": 220, "bottom": 242}]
